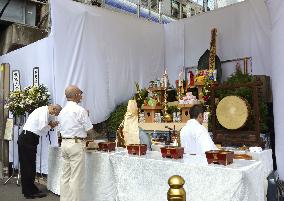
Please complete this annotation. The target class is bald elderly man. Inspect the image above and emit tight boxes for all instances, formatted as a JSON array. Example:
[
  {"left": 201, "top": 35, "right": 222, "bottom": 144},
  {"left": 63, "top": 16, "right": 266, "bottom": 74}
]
[
  {"left": 18, "top": 104, "right": 62, "bottom": 199},
  {"left": 58, "top": 85, "right": 97, "bottom": 201}
]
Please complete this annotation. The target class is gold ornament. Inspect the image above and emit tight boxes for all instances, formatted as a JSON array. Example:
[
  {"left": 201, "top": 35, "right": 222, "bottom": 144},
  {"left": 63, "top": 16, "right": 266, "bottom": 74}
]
[{"left": 167, "top": 175, "right": 186, "bottom": 201}]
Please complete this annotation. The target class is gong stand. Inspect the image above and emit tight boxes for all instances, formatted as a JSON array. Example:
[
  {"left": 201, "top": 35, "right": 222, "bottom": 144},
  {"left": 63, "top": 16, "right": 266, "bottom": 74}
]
[{"left": 210, "top": 82, "right": 262, "bottom": 147}]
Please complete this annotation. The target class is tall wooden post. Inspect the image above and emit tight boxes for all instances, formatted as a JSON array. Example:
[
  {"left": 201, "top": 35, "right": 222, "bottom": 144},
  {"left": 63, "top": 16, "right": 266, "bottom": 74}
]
[{"left": 0, "top": 63, "right": 10, "bottom": 178}]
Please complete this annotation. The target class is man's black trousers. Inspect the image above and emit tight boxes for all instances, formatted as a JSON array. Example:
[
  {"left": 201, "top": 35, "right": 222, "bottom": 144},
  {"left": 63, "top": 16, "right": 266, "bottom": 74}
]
[{"left": 18, "top": 130, "right": 40, "bottom": 196}]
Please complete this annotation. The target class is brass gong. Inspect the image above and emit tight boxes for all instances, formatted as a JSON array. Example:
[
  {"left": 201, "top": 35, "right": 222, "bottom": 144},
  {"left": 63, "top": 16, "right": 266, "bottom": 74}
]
[{"left": 216, "top": 96, "right": 249, "bottom": 130}]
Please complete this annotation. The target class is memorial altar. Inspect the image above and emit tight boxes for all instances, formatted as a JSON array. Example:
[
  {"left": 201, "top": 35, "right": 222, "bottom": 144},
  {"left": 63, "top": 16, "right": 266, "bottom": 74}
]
[{"left": 47, "top": 146, "right": 271, "bottom": 201}]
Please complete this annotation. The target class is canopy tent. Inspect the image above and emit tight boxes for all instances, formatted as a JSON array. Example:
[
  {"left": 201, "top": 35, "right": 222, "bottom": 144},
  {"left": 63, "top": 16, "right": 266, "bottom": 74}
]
[
  {"left": 0, "top": 0, "right": 165, "bottom": 173},
  {"left": 0, "top": 0, "right": 283, "bottom": 179},
  {"left": 266, "top": 0, "right": 284, "bottom": 181}
]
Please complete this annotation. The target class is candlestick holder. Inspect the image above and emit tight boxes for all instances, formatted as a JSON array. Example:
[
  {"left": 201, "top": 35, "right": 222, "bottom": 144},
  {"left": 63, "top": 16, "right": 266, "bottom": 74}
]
[{"left": 163, "top": 71, "right": 172, "bottom": 123}]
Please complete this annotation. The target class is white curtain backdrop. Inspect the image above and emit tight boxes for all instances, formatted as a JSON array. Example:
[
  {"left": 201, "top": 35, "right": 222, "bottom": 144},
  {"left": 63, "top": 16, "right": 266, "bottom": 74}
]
[
  {"left": 0, "top": 37, "right": 57, "bottom": 174},
  {"left": 0, "top": 38, "right": 54, "bottom": 91},
  {"left": 1, "top": 0, "right": 165, "bottom": 174},
  {"left": 164, "top": 22, "right": 185, "bottom": 84},
  {"left": 50, "top": 0, "right": 164, "bottom": 123},
  {"left": 266, "top": 0, "right": 284, "bottom": 180},
  {"left": 165, "top": 0, "right": 271, "bottom": 84}
]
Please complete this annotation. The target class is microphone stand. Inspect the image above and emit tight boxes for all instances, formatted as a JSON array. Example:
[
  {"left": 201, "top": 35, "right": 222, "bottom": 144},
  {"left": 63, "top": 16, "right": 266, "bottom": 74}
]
[
  {"left": 165, "top": 126, "right": 172, "bottom": 145},
  {"left": 37, "top": 135, "right": 43, "bottom": 182},
  {"left": 16, "top": 123, "right": 21, "bottom": 186}
]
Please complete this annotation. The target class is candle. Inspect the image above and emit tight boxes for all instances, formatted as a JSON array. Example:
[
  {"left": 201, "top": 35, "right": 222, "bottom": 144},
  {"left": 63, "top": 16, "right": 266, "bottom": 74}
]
[
  {"left": 213, "top": 69, "right": 217, "bottom": 81},
  {"left": 178, "top": 70, "right": 183, "bottom": 87},
  {"left": 115, "top": 138, "right": 118, "bottom": 151},
  {"left": 164, "top": 76, "right": 168, "bottom": 88}
]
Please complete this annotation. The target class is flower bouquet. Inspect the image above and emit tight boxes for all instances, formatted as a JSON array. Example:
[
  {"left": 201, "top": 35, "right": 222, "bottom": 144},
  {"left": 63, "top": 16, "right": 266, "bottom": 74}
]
[
  {"left": 5, "top": 90, "right": 26, "bottom": 116},
  {"left": 24, "top": 84, "right": 50, "bottom": 114}
]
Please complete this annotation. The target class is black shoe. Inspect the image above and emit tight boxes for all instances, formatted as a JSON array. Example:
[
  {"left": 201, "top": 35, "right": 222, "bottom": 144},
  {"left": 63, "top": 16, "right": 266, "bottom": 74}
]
[
  {"left": 24, "top": 194, "right": 35, "bottom": 199},
  {"left": 33, "top": 192, "right": 47, "bottom": 198}
]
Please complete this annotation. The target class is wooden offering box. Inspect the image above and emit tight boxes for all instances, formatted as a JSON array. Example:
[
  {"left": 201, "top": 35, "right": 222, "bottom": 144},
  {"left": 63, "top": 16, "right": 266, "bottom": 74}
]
[
  {"left": 205, "top": 150, "right": 234, "bottom": 166},
  {"left": 142, "top": 105, "right": 163, "bottom": 123},
  {"left": 160, "top": 146, "right": 184, "bottom": 159},
  {"left": 86, "top": 140, "right": 98, "bottom": 150},
  {"left": 127, "top": 144, "right": 147, "bottom": 155},
  {"left": 178, "top": 104, "right": 195, "bottom": 123},
  {"left": 98, "top": 142, "right": 116, "bottom": 152}
]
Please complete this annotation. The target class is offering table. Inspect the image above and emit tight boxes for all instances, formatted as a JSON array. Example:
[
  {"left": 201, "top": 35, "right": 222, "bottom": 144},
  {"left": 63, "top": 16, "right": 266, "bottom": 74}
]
[{"left": 48, "top": 147, "right": 266, "bottom": 201}]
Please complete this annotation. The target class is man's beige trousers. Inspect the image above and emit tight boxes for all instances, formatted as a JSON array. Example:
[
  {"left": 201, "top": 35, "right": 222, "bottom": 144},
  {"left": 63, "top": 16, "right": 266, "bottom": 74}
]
[{"left": 60, "top": 140, "right": 85, "bottom": 201}]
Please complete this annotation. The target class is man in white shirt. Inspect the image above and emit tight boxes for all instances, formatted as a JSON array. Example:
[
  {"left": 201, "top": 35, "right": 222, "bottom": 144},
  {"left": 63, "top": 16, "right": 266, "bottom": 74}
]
[
  {"left": 58, "top": 85, "right": 95, "bottom": 201},
  {"left": 18, "top": 104, "right": 62, "bottom": 199},
  {"left": 180, "top": 105, "right": 217, "bottom": 156}
]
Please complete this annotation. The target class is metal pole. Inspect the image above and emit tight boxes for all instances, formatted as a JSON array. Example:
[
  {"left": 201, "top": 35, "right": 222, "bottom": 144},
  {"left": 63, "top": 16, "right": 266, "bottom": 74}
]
[
  {"left": 16, "top": 125, "right": 20, "bottom": 186},
  {"left": 214, "top": 0, "right": 218, "bottom": 9},
  {"left": 23, "top": 0, "right": 27, "bottom": 24},
  {"left": 148, "top": 0, "right": 151, "bottom": 20},
  {"left": 40, "top": 136, "right": 42, "bottom": 177},
  {"left": 0, "top": 63, "right": 4, "bottom": 179},
  {"left": 187, "top": 5, "right": 191, "bottom": 18},
  {"left": 37, "top": 135, "right": 43, "bottom": 182},
  {"left": 101, "top": 0, "right": 105, "bottom": 7},
  {"left": 137, "top": 0, "right": 141, "bottom": 18},
  {"left": 158, "top": 1, "right": 162, "bottom": 23},
  {"left": 203, "top": 0, "right": 208, "bottom": 12},
  {"left": 156, "top": 0, "right": 158, "bottom": 12},
  {"left": 179, "top": 2, "right": 182, "bottom": 19}
]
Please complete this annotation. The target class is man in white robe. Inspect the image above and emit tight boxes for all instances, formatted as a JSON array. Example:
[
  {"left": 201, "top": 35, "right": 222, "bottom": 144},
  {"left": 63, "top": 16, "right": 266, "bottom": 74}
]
[{"left": 180, "top": 105, "right": 217, "bottom": 155}]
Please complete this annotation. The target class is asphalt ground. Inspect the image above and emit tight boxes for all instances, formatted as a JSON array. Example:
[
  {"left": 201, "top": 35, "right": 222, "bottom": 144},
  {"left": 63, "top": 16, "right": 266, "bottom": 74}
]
[{"left": 0, "top": 178, "right": 59, "bottom": 201}]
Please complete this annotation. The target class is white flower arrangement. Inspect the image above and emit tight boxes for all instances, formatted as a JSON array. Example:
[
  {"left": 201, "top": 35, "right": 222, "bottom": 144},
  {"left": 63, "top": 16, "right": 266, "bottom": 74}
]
[
  {"left": 5, "top": 91, "right": 26, "bottom": 116},
  {"left": 6, "top": 84, "right": 51, "bottom": 115},
  {"left": 24, "top": 84, "right": 51, "bottom": 113}
]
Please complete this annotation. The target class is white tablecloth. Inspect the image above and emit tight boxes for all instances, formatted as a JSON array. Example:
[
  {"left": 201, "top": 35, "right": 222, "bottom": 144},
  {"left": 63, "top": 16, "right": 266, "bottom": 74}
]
[
  {"left": 85, "top": 151, "right": 117, "bottom": 201},
  {"left": 47, "top": 146, "right": 123, "bottom": 199},
  {"left": 47, "top": 147, "right": 62, "bottom": 195},
  {"left": 244, "top": 149, "right": 273, "bottom": 177},
  {"left": 48, "top": 147, "right": 265, "bottom": 201},
  {"left": 110, "top": 151, "right": 264, "bottom": 201}
]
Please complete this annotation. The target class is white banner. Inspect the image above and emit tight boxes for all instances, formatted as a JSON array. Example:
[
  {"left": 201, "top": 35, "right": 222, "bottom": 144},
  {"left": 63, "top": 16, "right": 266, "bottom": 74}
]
[
  {"left": 12, "top": 70, "right": 21, "bottom": 91},
  {"left": 33, "top": 67, "right": 39, "bottom": 86}
]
